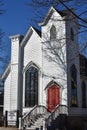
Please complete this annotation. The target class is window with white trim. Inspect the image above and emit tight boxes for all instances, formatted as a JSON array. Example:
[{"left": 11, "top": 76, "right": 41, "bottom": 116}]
[
  {"left": 25, "top": 66, "right": 38, "bottom": 107},
  {"left": 50, "top": 25, "right": 56, "bottom": 40}
]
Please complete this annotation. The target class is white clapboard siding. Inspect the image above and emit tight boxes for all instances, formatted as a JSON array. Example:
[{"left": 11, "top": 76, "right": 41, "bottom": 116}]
[
  {"left": 11, "top": 37, "right": 20, "bottom": 64},
  {"left": 24, "top": 30, "right": 42, "bottom": 68},
  {"left": 10, "top": 65, "right": 18, "bottom": 110},
  {"left": 4, "top": 72, "right": 11, "bottom": 113},
  {"left": 9, "top": 35, "right": 21, "bottom": 111}
]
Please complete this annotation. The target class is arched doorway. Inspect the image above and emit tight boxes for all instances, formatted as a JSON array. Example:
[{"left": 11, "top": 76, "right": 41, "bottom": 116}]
[{"left": 47, "top": 84, "right": 60, "bottom": 112}]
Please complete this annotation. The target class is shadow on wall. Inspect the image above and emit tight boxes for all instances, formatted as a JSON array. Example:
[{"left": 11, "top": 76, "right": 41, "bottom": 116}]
[
  {"left": 67, "top": 116, "right": 87, "bottom": 130},
  {"left": 0, "top": 112, "right": 4, "bottom": 126}
]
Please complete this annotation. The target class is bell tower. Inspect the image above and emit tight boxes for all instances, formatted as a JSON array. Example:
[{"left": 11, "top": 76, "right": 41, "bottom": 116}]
[{"left": 65, "top": 10, "right": 81, "bottom": 115}]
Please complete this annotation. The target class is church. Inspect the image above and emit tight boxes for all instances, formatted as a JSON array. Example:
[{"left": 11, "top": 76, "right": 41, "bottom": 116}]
[{"left": 2, "top": 7, "right": 87, "bottom": 130}]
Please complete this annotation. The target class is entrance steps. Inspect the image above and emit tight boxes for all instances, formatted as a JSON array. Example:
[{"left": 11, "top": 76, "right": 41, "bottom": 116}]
[
  {"left": 22, "top": 105, "right": 67, "bottom": 130},
  {"left": 22, "top": 105, "right": 48, "bottom": 130},
  {"left": 25, "top": 114, "right": 45, "bottom": 130}
]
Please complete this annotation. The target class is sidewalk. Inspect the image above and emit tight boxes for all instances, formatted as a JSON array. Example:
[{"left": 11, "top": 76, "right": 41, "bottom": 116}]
[{"left": 0, "top": 127, "right": 19, "bottom": 130}]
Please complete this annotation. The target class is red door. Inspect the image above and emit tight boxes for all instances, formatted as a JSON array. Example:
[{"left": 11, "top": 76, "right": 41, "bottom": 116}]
[{"left": 47, "top": 84, "right": 60, "bottom": 112}]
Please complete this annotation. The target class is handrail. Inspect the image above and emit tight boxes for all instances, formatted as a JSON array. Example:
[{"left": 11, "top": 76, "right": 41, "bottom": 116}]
[
  {"left": 22, "top": 105, "right": 37, "bottom": 119},
  {"left": 22, "top": 105, "right": 48, "bottom": 128},
  {"left": 46, "top": 104, "right": 67, "bottom": 126}
]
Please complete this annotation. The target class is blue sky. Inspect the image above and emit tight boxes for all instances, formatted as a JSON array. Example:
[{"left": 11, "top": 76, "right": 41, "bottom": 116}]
[
  {"left": 0, "top": 0, "right": 42, "bottom": 75},
  {"left": 0, "top": 0, "right": 35, "bottom": 48},
  {"left": 0, "top": 0, "right": 48, "bottom": 63}
]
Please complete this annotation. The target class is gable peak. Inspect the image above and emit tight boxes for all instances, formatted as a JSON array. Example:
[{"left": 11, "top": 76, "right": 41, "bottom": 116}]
[{"left": 39, "top": 6, "right": 66, "bottom": 26}]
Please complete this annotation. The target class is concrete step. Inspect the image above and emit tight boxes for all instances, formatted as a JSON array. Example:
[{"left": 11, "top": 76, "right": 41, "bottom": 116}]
[
  {"left": 23, "top": 113, "right": 47, "bottom": 130},
  {"left": 26, "top": 117, "right": 45, "bottom": 130},
  {"left": 26, "top": 126, "right": 40, "bottom": 130}
]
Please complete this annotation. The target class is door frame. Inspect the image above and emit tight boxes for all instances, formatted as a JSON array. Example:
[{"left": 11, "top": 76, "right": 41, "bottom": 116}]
[{"left": 46, "top": 81, "right": 61, "bottom": 112}]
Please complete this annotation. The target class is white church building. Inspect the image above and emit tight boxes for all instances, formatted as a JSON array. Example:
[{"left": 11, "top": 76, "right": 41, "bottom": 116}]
[{"left": 2, "top": 7, "right": 87, "bottom": 130}]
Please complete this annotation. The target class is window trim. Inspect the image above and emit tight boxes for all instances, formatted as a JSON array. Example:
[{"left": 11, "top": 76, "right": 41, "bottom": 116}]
[
  {"left": 50, "top": 25, "right": 56, "bottom": 40},
  {"left": 25, "top": 65, "right": 39, "bottom": 107}
]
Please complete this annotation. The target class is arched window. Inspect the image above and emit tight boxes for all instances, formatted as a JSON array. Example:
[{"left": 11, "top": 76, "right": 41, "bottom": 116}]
[
  {"left": 71, "top": 27, "right": 74, "bottom": 41},
  {"left": 50, "top": 25, "right": 56, "bottom": 40},
  {"left": 25, "top": 66, "right": 38, "bottom": 107},
  {"left": 70, "top": 64, "right": 77, "bottom": 106},
  {"left": 82, "top": 81, "right": 86, "bottom": 108}
]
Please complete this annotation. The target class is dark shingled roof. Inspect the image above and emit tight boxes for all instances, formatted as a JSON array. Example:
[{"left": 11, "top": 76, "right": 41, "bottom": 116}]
[
  {"left": 55, "top": 8, "right": 67, "bottom": 17},
  {"left": 33, "top": 27, "right": 41, "bottom": 37}
]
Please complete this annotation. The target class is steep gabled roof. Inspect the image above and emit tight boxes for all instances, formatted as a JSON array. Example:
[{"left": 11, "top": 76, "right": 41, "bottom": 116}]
[
  {"left": 39, "top": 6, "right": 66, "bottom": 26},
  {"left": 1, "top": 63, "right": 11, "bottom": 80},
  {"left": 33, "top": 27, "right": 41, "bottom": 37},
  {"left": 21, "top": 26, "right": 41, "bottom": 47}
]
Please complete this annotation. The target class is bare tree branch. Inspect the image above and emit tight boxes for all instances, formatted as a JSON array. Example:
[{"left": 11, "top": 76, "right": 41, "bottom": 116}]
[{"left": 0, "top": 1, "right": 9, "bottom": 76}]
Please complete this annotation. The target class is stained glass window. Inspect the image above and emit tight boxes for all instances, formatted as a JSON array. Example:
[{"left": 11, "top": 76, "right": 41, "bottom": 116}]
[
  {"left": 25, "top": 66, "right": 38, "bottom": 107},
  {"left": 71, "top": 64, "right": 77, "bottom": 106}
]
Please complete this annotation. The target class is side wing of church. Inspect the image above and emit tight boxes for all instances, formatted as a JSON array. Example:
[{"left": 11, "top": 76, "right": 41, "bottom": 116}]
[{"left": 2, "top": 7, "right": 87, "bottom": 130}]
